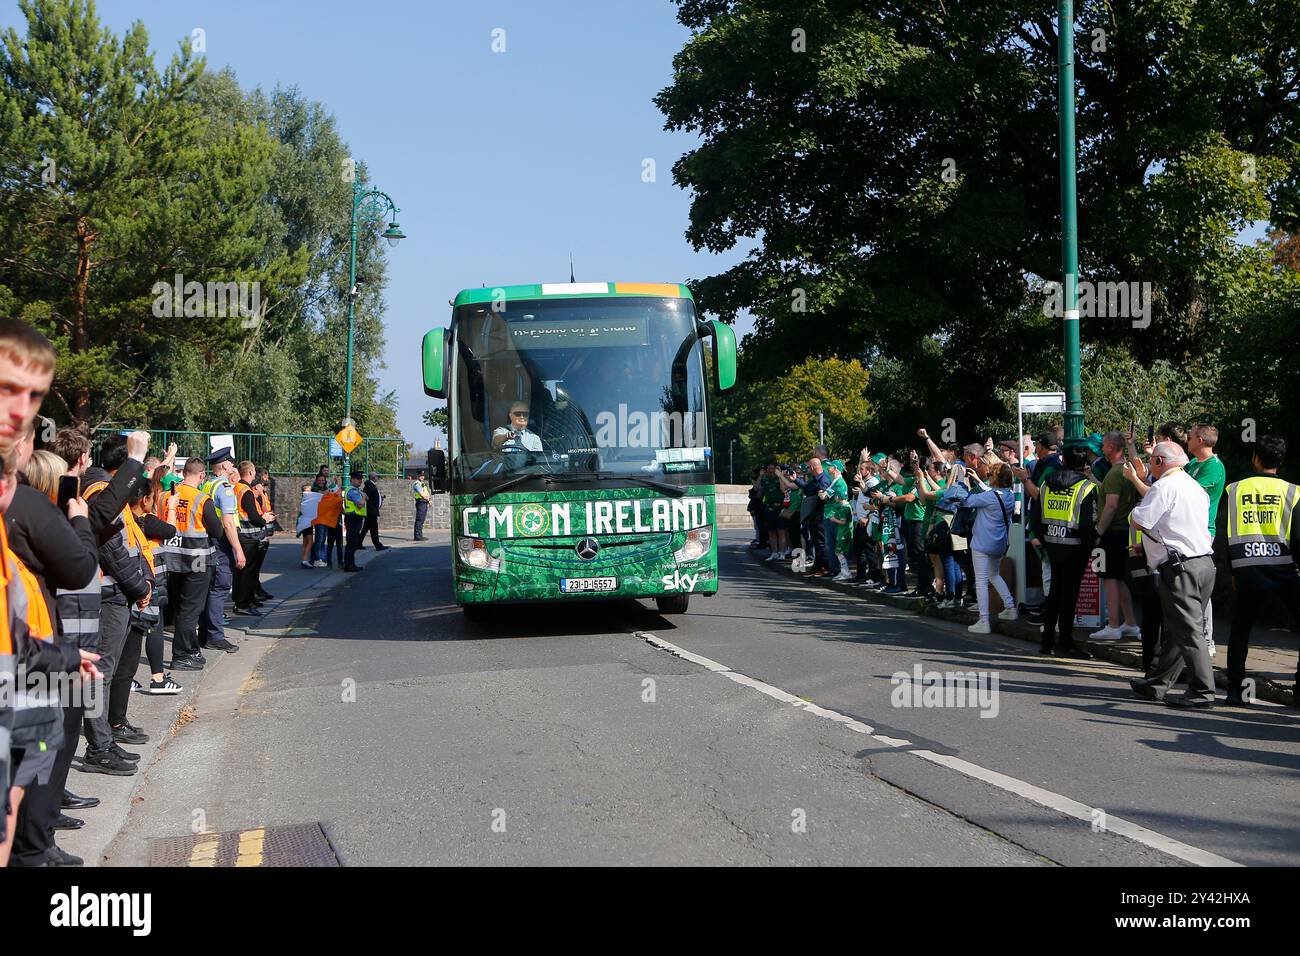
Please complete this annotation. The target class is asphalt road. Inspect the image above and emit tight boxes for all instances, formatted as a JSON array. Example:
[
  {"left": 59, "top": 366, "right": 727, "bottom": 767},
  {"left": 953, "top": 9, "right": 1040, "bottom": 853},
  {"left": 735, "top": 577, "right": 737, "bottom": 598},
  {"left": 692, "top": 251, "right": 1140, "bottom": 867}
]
[{"left": 107, "top": 530, "right": 1300, "bottom": 866}]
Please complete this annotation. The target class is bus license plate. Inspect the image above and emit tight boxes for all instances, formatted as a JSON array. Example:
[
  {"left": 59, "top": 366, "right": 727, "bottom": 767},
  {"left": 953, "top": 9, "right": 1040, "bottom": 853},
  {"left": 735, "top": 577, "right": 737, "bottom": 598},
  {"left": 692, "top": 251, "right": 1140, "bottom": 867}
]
[{"left": 560, "top": 577, "right": 618, "bottom": 593}]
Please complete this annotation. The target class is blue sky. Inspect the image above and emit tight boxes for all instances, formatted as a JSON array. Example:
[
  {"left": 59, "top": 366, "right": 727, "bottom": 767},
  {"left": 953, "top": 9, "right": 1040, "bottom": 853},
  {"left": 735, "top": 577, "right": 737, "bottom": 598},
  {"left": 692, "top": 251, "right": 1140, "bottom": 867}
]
[{"left": 0, "top": 0, "right": 751, "bottom": 449}]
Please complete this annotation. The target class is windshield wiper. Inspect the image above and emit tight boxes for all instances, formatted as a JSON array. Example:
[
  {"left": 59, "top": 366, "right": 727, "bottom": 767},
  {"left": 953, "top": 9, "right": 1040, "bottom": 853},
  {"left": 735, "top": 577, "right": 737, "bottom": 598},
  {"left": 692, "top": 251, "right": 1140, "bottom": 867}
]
[
  {"left": 473, "top": 470, "right": 565, "bottom": 504},
  {"left": 473, "top": 469, "right": 686, "bottom": 503},
  {"left": 591, "top": 472, "right": 685, "bottom": 497}
]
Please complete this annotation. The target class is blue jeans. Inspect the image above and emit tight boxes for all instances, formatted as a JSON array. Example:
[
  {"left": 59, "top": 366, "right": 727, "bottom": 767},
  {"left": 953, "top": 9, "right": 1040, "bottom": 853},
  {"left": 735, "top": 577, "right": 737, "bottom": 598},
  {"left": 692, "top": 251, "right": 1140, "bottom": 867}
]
[
  {"left": 942, "top": 554, "right": 965, "bottom": 596},
  {"left": 822, "top": 517, "right": 841, "bottom": 575}
]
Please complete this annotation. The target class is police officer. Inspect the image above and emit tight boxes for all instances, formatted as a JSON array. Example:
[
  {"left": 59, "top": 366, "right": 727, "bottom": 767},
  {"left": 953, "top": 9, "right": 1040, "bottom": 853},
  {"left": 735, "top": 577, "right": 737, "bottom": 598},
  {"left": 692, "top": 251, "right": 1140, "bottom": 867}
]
[
  {"left": 1037, "top": 443, "right": 1096, "bottom": 659},
  {"left": 412, "top": 471, "right": 431, "bottom": 541},
  {"left": 343, "top": 470, "right": 367, "bottom": 572},
  {"left": 198, "top": 448, "right": 245, "bottom": 653},
  {"left": 1223, "top": 434, "right": 1300, "bottom": 706}
]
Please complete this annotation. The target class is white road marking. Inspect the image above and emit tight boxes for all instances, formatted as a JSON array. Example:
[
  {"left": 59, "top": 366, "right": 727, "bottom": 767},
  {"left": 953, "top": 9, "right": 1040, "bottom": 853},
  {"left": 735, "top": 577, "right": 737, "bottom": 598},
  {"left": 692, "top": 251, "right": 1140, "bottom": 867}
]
[{"left": 636, "top": 631, "right": 1242, "bottom": 868}]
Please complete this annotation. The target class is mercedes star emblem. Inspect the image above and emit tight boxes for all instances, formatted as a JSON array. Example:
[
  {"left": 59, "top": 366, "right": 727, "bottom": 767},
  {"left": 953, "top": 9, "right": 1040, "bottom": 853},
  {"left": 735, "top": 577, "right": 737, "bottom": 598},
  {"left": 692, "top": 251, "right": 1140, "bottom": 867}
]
[{"left": 576, "top": 537, "right": 600, "bottom": 560}]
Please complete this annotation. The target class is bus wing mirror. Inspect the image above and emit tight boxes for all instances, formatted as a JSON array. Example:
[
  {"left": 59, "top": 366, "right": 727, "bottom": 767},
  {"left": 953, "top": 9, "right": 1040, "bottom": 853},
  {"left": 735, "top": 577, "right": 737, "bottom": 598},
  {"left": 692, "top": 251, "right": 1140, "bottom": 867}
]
[
  {"left": 422, "top": 328, "right": 449, "bottom": 398},
  {"left": 706, "top": 319, "right": 737, "bottom": 391}
]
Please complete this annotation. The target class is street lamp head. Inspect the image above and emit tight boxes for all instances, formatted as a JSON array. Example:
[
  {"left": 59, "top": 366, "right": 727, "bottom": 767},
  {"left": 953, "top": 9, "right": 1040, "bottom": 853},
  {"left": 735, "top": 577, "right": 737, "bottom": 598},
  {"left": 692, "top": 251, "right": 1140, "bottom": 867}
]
[{"left": 383, "top": 222, "right": 406, "bottom": 247}]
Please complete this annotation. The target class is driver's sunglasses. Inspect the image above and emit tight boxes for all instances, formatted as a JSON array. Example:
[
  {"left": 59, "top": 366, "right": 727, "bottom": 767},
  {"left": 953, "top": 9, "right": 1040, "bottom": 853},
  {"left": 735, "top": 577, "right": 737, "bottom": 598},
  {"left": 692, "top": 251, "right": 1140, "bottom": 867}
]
[{"left": 510, "top": 411, "right": 528, "bottom": 418}]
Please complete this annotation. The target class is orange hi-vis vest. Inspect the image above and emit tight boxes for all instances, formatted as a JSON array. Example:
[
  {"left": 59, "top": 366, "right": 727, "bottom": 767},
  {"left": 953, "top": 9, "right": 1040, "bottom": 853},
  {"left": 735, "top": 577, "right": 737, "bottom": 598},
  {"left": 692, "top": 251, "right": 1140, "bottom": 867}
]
[
  {"left": 84, "top": 479, "right": 144, "bottom": 588},
  {"left": 1, "top": 518, "right": 18, "bottom": 745},
  {"left": 234, "top": 479, "right": 268, "bottom": 539},
  {"left": 4, "top": 520, "right": 60, "bottom": 715},
  {"left": 160, "top": 482, "right": 214, "bottom": 574}
]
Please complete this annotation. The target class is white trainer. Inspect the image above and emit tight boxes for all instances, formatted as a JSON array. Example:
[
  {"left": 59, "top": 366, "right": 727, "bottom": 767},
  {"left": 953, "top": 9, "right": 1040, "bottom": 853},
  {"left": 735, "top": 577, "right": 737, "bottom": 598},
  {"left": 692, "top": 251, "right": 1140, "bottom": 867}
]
[
  {"left": 968, "top": 620, "right": 992, "bottom": 635},
  {"left": 997, "top": 608, "right": 1019, "bottom": 621},
  {"left": 1119, "top": 623, "right": 1142, "bottom": 637},
  {"left": 1090, "top": 625, "right": 1123, "bottom": 641}
]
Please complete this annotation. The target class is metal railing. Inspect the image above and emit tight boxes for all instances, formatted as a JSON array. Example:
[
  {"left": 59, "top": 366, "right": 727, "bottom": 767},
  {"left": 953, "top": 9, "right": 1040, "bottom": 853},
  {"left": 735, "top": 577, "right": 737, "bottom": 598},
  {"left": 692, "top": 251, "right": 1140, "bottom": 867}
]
[{"left": 90, "top": 429, "right": 407, "bottom": 478}]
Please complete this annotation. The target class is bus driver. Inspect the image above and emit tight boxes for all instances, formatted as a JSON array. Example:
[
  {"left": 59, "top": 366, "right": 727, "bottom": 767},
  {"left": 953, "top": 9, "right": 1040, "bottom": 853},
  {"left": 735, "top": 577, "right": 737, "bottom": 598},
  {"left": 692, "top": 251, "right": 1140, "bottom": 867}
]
[{"left": 492, "top": 401, "right": 544, "bottom": 453}]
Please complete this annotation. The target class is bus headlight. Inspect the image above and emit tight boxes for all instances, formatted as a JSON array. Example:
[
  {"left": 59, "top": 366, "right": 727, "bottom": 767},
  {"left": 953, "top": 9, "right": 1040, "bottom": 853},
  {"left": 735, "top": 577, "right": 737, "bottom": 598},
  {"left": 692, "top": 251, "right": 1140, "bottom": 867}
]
[
  {"left": 674, "top": 527, "right": 712, "bottom": 563},
  {"left": 457, "top": 537, "right": 499, "bottom": 571}
]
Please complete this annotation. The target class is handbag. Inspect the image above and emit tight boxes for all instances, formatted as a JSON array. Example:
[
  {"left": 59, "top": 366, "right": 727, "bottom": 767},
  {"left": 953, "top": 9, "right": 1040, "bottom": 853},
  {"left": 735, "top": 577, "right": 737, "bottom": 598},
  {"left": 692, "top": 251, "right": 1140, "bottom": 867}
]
[{"left": 925, "top": 519, "right": 952, "bottom": 554}]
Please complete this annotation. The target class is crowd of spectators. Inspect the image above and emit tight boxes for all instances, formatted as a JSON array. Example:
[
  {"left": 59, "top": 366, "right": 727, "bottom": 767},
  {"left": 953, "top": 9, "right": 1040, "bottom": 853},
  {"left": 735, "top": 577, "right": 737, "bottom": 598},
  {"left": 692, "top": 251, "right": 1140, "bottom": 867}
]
[{"left": 747, "top": 416, "right": 1298, "bottom": 708}]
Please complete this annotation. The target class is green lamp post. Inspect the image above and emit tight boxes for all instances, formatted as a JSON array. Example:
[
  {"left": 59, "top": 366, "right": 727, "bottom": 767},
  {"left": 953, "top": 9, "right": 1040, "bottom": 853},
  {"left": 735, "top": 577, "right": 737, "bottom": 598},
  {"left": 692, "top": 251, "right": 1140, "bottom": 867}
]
[
  {"left": 344, "top": 176, "right": 405, "bottom": 477},
  {"left": 1057, "top": 0, "right": 1085, "bottom": 444}
]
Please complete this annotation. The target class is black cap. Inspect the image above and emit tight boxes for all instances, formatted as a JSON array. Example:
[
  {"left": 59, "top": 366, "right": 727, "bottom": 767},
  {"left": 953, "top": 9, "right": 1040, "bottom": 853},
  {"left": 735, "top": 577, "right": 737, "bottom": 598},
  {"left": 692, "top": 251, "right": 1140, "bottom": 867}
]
[
  {"left": 1035, "top": 432, "right": 1059, "bottom": 450},
  {"left": 206, "top": 447, "right": 234, "bottom": 466},
  {"left": 349, "top": 469, "right": 363, "bottom": 480}
]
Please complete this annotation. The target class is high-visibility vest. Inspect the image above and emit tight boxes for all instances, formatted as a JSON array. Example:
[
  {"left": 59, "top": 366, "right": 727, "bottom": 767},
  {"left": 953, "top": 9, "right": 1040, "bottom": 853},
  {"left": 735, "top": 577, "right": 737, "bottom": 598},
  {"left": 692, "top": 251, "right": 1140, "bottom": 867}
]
[
  {"left": 1127, "top": 516, "right": 1152, "bottom": 582},
  {"left": 7, "top": 526, "right": 59, "bottom": 715},
  {"left": 412, "top": 480, "right": 429, "bottom": 501},
  {"left": 201, "top": 476, "right": 234, "bottom": 517},
  {"left": 0, "top": 518, "right": 12, "bottom": 761},
  {"left": 1225, "top": 474, "right": 1299, "bottom": 570},
  {"left": 84, "top": 478, "right": 144, "bottom": 589},
  {"left": 253, "top": 485, "right": 271, "bottom": 517},
  {"left": 343, "top": 487, "right": 367, "bottom": 517},
  {"left": 158, "top": 483, "right": 215, "bottom": 574},
  {"left": 1041, "top": 479, "right": 1096, "bottom": 546},
  {"left": 234, "top": 480, "right": 259, "bottom": 531}
]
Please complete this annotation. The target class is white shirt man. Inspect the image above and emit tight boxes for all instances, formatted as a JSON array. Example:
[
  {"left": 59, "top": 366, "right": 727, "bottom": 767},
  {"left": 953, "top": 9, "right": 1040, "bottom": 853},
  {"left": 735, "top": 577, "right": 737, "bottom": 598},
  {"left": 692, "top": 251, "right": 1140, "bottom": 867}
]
[
  {"left": 492, "top": 403, "right": 543, "bottom": 453},
  {"left": 1127, "top": 442, "right": 1218, "bottom": 708}
]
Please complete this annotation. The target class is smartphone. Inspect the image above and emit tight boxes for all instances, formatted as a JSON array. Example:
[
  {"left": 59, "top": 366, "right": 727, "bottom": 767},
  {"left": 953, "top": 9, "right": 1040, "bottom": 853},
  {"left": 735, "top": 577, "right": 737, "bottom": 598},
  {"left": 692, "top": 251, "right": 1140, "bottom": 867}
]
[
  {"left": 1129, "top": 419, "right": 1136, "bottom": 439},
  {"left": 1146, "top": 425, "right": 1155, "bottom": 445},
  {"left": 57, "top": 475, "right": 79, "bottom": 512}
]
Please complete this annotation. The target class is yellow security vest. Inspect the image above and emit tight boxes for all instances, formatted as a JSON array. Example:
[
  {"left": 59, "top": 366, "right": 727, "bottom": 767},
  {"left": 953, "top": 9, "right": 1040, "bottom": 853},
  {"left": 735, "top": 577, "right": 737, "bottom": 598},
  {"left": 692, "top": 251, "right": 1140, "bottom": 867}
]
[
  {"left": 1041, "top": 479, "right": 1096, "bottom": 546},
  {"left": 1225, "top": 474, "right": 1299, "bottom": 570}
]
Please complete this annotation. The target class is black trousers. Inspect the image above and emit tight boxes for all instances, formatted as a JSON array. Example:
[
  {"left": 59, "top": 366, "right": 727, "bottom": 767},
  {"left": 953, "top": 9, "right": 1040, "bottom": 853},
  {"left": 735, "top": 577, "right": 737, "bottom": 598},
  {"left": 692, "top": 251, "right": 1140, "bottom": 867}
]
[
  {"left": 807, "top": 507, "right": 826, "bottom": 570},
  {"left": 170, "top": 568, "right": 210, "bottom": 658},
  {"left": 10, "top": 701, "right": 82, "bottom": 864},
  {"left": 344, "top": 514, "right": 365, "bottom": 569},
  {"left": 108, "top": 623, "right": 144, "bottom": 728},
  {"left": 1227, "top": 581, "right": 1300, "bottom": 694},
  {"left": 902, "top": 519, "right": 932, "bottom": 594},
  {"left": 363, "top": 514, "right": 382, "bottom": 548},
  {"left": 1041, "top": 544, "right": 1088, "bottom": 650},
  {"left": 1138, "top": 587, "right": 1163, "bottom": 673},
  {"left": 233, "top": 534, "right": 266, "bottom": 607},
  {"left": 853, "top": 523, "right": 877, "bottom": 581},
  {"left": 414, "top": 499, "right": 428, "bottom": 539}
]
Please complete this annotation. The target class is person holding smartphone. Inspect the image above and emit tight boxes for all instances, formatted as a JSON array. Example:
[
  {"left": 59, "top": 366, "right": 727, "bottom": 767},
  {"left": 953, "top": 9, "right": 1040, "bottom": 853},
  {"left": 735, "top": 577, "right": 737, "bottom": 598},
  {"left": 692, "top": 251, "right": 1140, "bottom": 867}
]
[{"left": 3, "top": 430, "right": 99, "bottom": 867}]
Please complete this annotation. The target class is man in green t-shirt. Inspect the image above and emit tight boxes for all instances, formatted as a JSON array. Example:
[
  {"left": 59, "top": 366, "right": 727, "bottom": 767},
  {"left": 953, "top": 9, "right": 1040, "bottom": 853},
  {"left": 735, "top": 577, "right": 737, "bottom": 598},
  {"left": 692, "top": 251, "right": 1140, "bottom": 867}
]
[
  {"left": 1185, "top": 424, "right": 1226, "bottom": 537},
  {"left": 894, "top": 451, "right": 933, "bottom": 597},
  {"left": 1185, "top": 423, "right": 1227, "bottom": 656},
  {"left": 1093, "top": 430, "right": 1140, "bottom": 640}
]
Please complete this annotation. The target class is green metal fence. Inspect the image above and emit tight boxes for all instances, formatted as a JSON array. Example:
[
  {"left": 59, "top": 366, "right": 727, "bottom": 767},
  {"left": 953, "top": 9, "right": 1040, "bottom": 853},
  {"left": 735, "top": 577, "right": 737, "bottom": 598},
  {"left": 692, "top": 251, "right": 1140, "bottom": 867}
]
[{"left": 90, "top": 429, "right": 407, "bottom": 478}]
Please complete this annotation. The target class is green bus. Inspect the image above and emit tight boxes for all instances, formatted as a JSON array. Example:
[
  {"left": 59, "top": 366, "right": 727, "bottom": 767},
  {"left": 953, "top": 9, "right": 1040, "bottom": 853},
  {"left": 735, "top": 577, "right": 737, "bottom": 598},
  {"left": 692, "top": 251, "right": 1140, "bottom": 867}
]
[{"left": 422, "top": 281, "right": 737, "bottom": 620}]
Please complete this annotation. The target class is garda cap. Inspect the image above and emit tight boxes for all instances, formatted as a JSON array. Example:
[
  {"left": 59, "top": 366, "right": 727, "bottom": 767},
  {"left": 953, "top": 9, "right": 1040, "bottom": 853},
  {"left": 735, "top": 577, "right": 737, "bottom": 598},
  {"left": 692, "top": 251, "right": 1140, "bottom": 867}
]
[{"left": 207, "top": 447, "right": 235, "bottom": 467}]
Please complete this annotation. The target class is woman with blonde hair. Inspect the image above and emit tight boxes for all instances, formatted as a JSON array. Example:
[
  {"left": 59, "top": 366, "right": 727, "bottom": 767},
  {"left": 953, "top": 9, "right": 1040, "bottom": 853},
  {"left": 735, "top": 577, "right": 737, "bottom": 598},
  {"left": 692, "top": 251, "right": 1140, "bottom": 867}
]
[{"left": 23, "top": 449, "right": 65, "bottom": 501}]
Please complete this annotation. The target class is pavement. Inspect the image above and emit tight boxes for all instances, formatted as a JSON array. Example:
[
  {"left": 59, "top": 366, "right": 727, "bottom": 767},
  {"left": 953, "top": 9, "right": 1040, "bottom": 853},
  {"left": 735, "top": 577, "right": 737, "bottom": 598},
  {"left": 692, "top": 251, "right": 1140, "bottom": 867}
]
[
  {"left": 54, "top": 533, "right": 397, "bottom": 867},
  {"left": 71, "top": 528, "right": 1300, "bottom": 867}
]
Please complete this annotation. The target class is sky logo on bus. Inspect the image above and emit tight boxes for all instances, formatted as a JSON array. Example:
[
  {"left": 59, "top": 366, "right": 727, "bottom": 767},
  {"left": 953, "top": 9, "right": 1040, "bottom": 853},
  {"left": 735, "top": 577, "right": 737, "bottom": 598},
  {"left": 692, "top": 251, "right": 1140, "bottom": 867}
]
[
  {"left": 661, "top": 570, "right": 698, "bottom": 591},
  {"left": 461, "top": 497, "right": 708, "bottom": 539}
]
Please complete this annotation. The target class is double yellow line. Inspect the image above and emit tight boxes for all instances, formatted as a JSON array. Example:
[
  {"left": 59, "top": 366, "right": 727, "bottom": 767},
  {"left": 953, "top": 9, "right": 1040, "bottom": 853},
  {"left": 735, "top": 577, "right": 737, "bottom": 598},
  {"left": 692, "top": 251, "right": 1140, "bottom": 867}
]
[{"left": 187, "top": 827, "right": 266, "bottom": 867}]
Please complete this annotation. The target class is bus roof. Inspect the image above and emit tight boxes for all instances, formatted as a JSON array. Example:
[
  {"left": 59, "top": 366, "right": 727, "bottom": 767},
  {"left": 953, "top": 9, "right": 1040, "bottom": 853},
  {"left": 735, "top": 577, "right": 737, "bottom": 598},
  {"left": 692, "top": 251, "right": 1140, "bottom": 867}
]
[{"left": 452, "top": 282, "right": 694, "bottom": 307}]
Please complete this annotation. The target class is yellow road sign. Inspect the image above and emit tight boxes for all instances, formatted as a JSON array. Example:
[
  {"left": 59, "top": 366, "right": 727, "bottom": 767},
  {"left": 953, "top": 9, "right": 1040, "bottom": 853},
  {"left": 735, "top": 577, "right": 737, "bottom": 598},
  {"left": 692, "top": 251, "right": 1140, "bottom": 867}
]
[{"left": 336, "top": 424, "right": 363, "bottom": 453}]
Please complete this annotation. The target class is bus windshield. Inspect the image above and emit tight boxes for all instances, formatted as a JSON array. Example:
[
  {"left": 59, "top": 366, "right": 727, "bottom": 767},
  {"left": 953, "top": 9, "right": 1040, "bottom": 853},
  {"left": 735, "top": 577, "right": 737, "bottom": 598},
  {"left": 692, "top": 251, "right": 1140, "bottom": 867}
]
[{"left": 450, "top": 296, "right": 712, "bottom": 486}]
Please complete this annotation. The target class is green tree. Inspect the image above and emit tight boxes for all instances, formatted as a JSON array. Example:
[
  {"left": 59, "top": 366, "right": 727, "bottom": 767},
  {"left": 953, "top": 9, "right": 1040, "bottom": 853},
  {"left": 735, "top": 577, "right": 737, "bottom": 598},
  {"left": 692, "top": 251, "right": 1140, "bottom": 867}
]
[
  {"left": 0, "top": 0, "right": 304, "bottom": 425},
  {"left": 657, "top": 0, "right": 1297, "bottom": 440},
  {"left": 737, "top": 355, "right": 869, "bottom": 465}
]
